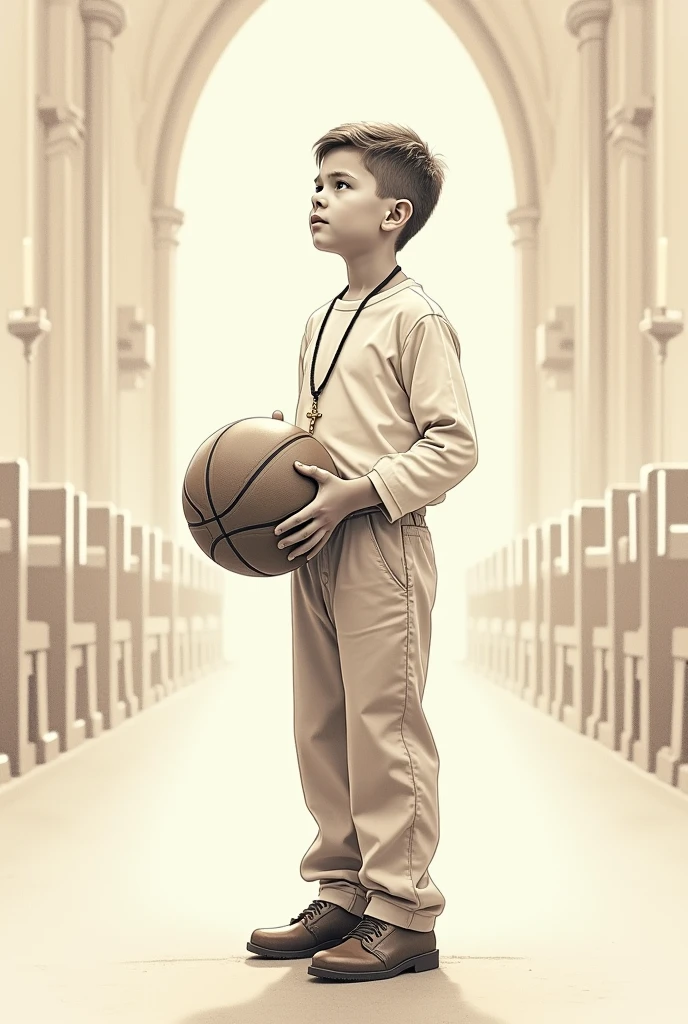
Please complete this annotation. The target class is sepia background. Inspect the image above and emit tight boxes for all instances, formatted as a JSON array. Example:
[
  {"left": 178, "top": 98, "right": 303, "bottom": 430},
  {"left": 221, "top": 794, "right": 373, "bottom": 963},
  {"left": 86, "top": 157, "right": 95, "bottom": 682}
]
[{"left": 1, "top": 1, "right": 687, "bottom": 1021}]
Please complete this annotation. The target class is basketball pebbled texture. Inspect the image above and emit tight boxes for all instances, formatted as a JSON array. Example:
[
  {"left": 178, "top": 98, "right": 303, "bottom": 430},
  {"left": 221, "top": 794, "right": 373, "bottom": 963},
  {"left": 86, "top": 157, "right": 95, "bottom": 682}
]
[{"left": 182, "top": 417, "right": 340, "bottom": 577}]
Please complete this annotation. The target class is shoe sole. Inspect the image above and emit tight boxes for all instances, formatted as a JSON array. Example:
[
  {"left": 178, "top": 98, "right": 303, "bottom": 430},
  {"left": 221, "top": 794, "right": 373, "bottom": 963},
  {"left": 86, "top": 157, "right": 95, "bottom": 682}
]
[
  {"left": 307, "top": 947, "right": 439, "bottom": 981},
  {"left": 246, "top": 936, "right": 347, "bottom": 959}
]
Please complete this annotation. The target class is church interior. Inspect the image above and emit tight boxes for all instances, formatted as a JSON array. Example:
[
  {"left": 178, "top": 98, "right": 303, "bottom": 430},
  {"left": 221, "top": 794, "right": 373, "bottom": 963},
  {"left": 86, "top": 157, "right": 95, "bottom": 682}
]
[{"left": 1, "top": 1, "right": 687, "bottom": 1020}]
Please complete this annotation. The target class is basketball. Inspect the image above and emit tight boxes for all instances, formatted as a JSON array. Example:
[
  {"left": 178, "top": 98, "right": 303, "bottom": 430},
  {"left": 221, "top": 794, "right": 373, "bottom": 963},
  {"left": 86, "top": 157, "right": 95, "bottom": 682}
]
[{"left": 182, "top": 417, "right": 341, "bottom": 577}]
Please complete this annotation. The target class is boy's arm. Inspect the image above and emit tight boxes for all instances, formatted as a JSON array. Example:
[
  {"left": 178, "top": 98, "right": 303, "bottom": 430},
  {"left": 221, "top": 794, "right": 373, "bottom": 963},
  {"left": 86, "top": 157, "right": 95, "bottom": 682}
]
[{"left": 366, "top": 314, "right": 478, "bottom": 522}]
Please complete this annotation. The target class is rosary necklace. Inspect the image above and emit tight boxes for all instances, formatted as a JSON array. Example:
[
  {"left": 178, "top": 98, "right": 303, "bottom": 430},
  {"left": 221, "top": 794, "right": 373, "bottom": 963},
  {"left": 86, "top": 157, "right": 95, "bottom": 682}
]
[{"left": 306, "top": 264, "right": 403, "bottom": 435}]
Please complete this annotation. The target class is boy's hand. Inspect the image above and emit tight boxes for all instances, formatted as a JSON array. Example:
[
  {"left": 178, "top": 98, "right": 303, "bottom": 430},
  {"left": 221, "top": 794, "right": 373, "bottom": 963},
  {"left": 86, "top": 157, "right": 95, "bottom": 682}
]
[
  {"left": 274, "top": 462, "right": 356, "bottom": 562},
  {"left": 272, "top": 410, "right": 284, "bottom": 420}
]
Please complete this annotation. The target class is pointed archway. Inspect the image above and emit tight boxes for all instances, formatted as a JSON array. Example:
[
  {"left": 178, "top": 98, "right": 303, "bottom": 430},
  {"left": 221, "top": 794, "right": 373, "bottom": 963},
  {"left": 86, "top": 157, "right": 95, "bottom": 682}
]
[{"left": 144, "top": 0, "right": 549, "bottom": 536}]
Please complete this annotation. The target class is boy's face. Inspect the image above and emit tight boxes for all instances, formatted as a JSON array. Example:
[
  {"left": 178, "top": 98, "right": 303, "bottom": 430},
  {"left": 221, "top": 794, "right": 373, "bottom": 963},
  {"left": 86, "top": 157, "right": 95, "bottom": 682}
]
[{"left": 310, "top": 147, "right": 409, "bottom": 256}]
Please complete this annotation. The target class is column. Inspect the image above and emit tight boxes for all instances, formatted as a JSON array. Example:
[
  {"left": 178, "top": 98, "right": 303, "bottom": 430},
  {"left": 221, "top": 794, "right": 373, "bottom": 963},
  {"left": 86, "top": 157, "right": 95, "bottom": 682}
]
[
  {"left": 607, "top": 0, "right": 653, "bottom": 483},
  {"left": 151, "top": 206, "right": 185, "bottom": 540},
  {"left": 565, "top": 0, "right": 613, "bottom": 500},
  {"left": 79, "top": 0, "right": 127, "bottom": 501},
  {"left": 38, "top": 0, "right": 86, "bottom": 485},
  {"left": 507, "top": 204, "right": 540, "bottom": 533}
]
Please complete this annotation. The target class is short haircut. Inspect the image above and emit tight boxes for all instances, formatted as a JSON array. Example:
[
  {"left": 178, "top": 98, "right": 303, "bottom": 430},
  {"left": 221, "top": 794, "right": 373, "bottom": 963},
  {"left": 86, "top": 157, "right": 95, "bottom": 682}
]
[{"left": 312, "top": 122, "right": 448, "bottom": 252}]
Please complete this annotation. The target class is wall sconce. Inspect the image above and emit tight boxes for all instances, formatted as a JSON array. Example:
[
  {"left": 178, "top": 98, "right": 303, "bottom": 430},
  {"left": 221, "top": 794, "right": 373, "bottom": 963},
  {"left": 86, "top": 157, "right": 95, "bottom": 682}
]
[
  {"left": 536, "top": 305, "right": 574, "bottom": 390},
  {"left": 117, "top": 305, "right": 155, "bottom": 390}
]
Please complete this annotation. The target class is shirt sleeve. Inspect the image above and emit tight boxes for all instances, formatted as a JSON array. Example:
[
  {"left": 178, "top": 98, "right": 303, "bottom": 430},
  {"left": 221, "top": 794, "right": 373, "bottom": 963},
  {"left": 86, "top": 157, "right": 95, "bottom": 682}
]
[
  {"left": 294, "top": 329, "right": 307, "bottom": 393},
  {"left": 296, "top": 321, "right": 310, "bottom": 412},
  {"left": 367, "top": 313, "right": 479, "bottom": 523}
]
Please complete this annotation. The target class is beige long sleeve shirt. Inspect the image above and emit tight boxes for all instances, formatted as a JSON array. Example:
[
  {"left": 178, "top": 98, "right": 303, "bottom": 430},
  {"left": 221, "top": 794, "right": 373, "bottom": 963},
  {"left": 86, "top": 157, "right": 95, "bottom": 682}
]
[{"left": 294, "top": 276, "right": 478, "bottom": 525}]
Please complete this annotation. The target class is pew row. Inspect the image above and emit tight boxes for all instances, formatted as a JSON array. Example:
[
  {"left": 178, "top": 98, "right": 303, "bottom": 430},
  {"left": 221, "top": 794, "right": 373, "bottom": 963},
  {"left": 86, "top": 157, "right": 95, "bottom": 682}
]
[
  {"left": 621, "top": 465, "right": 688, "bottom": 774},
  {"left": 0, "top": 458, "right": 225, "bottom": 785},
  {"left": 465, "top": 461, "right": 688, "bottom": 795}
]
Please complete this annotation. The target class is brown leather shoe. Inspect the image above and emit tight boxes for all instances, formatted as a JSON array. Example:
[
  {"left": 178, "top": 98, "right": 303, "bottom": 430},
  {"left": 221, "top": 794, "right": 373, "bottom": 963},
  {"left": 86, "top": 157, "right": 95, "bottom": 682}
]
[
  {"left": 246, "top": 899, "right": 364, "bottom": 959},
  {"left": 308, "top": 915, "right": 439, "bottom": 981}
]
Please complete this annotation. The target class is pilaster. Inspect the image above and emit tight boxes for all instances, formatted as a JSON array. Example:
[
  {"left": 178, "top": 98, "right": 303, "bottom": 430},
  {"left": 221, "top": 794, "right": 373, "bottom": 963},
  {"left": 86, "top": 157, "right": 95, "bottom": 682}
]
[
  {"left": 507, "top": 204, "right": 540, "bottom": 531},
  {"left": 152, "top": 205, "right": 185, "bottom": 539}
]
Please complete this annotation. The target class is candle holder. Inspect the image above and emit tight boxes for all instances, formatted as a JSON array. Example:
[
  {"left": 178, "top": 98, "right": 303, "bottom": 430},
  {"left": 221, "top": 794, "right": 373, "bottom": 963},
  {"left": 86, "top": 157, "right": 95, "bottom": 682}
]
[
  {"left": 7, "top": 305, "right": 52, "bottom": 472},
  {"left": 639, "top": 306, "right": 684, "bottom": 460}
]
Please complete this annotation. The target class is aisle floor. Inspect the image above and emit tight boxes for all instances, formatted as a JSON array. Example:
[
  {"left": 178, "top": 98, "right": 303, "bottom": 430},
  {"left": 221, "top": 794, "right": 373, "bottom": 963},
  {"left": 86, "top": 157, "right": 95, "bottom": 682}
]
[{"left": 1, "top": 658, "right": 687, "bottom": 1023}]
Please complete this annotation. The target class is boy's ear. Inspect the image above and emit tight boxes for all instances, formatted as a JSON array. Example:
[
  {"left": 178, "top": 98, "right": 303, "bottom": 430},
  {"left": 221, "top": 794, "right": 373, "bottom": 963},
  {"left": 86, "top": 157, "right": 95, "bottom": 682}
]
[{"left": 383, "top": 201, "right": 412, "bottom": 228}]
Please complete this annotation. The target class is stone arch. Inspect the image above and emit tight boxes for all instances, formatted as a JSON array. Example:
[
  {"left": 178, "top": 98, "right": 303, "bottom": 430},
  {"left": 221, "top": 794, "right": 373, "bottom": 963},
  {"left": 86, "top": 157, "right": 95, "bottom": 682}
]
[
  {"left": 147, "top": 0, "right": 546, "bottom": 211},
  {"left": 146, "top": 0, "right": 549, "bottom": 535}
]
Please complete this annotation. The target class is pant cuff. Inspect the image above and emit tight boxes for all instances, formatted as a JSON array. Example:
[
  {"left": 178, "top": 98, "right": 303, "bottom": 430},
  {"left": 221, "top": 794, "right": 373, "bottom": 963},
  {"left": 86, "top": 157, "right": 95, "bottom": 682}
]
[
  {"left": 318, "top": 884, "right": 368, "bottom": 918},
  {"left": 365, "top": 895, "right": 436, "bottom": 933}
]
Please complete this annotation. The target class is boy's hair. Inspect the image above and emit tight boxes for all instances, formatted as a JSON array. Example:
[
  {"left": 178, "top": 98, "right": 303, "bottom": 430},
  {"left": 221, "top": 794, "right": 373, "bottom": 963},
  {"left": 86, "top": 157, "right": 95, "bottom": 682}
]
[{"left": 312, "top": 122, "right": 448, "bottom": 253}]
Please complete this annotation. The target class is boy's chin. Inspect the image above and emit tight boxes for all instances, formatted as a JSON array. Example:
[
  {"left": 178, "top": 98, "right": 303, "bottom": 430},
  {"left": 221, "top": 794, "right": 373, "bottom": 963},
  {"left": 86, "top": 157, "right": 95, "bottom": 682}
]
[{"left": 312, "top": 235, "right": 339, "bottom": 253}]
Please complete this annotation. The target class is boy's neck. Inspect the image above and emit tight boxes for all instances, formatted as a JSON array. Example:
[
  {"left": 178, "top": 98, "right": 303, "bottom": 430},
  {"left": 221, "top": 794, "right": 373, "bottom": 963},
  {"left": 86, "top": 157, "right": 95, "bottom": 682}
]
[{"left": 342, "top": 254, "right": 408, "bottom": 299}]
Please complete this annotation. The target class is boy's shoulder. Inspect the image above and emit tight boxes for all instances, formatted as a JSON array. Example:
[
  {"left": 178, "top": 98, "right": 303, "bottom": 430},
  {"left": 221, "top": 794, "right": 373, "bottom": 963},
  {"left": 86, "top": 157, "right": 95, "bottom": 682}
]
[{"left": 394, "top": 279, "right": 450, "bottom": 327}]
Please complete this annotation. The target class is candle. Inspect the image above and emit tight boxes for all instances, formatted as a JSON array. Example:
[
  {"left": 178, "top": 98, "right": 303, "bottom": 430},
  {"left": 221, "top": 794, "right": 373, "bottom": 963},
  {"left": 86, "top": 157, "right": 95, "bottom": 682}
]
[
  {"left": 656, "top": 236, "right": 668, "bottom": 310},
  {"left": 22, "top": 236, "right": 34, "bottom": 309}
]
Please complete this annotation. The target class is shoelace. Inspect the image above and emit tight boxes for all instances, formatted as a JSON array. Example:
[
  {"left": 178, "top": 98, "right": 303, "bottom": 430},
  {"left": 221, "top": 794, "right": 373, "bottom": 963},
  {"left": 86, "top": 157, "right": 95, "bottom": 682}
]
[
  {"left": 289, "top": 898, "right": 330, "bottom": 926},
  {"left": 343, "top": 916, "right": 388, "bottom": 943}
]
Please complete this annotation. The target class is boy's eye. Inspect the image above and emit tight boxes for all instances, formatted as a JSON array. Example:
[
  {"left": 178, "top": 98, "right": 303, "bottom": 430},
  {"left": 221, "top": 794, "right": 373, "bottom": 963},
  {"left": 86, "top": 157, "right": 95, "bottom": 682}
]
[{"left": 314, "top": 181, "right": 349, "bottom": 192}]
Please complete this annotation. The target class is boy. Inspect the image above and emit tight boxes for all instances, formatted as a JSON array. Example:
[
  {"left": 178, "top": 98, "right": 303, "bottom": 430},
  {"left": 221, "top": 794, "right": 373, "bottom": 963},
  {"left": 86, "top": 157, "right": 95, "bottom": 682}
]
[{"left": 247, "top": 123, "right": 478, "bottom": 982}]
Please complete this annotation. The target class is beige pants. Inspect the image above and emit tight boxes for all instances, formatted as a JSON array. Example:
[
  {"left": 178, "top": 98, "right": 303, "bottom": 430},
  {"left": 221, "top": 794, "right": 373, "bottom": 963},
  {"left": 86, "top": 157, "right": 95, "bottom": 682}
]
[{"left": 289, "top": 506, "right": 444, "bottom": 933}]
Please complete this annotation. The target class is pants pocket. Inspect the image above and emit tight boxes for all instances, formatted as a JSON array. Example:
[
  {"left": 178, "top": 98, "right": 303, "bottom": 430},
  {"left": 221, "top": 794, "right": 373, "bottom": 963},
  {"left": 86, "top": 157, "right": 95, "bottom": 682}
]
[{"left": 366, "top": 514, "right": 408, "bottom": 591}]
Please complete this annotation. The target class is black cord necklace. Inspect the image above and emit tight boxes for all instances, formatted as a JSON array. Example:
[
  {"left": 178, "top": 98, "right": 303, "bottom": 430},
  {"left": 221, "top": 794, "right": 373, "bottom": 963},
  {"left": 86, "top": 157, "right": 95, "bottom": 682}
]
[{"left": 306, "top": 264, "right": 403, "bottom": 435}]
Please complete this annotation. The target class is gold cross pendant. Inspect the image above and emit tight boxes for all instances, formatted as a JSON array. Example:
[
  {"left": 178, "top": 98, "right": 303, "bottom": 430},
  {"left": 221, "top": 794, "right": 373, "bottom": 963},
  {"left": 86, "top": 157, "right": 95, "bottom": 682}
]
[{"left": 306, "top": 398, "right": 322, "bottom": 435}]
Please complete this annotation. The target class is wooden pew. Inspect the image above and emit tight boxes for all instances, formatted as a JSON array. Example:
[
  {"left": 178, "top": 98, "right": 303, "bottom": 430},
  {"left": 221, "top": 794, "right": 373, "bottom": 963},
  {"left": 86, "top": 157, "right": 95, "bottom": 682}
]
[
  {"left": 116, "top": 512, "right": 170, "bottom": 712},
  {"left": 161, "top": 538, "right": 182, "bottom": 692},
  {"left": 656, "top": 515, "right": 688, "bottom": 787},
  {"left": 504, "top": 534, "right": 529, "bottom": 694},
  {"left": 520, "top": 523, "right": 543, "bottom": 704},
  {"left": 500, "top": 540, "right": 515, "bottom": 688},
  {"left": 182, "top": 548, "right": 205, "bottom": 683},
  {"left": 586, "top": 486, "right": 641, "bottom": 750},
  {"left": 164, "top": 539, "right": 191, "bottom": 688},
  {"left": 535, "top": 517, "right": 567, "bottom": 716},
  {"left": 621, "top": 464, "right": 688, "bottom": 773},
  {"left": 669, "top": 629, "right": 688, "bottom": 795},
  {"left": 147, "top": 526, "right": 172, "bottom": 698},
  {"left": 551, "top": 500, "right": 607, "bottom": 732},
  {"left": 0, "top": 459, "right": 58, "bottom": 779},
  {"left": 27, "top": 483, "right": 102, "bottom": 753},
  {"left": 194, "top": 553, "right": 222, "bottom": 677},
  {"left": 197, "top": 558, "right": 212, "bottom": 676},
  {"left": 84, "top": 501, "right": 136, "bottom": 726},
  {"left": 488, "top": 546, "right": 508, "bottom": 685}
]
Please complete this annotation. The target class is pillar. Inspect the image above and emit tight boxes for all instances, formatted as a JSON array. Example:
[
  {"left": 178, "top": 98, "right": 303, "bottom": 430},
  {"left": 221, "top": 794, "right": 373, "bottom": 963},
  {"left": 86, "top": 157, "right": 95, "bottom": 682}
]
[
  {"left": 607, "top": 0, "right": 654, "bottom": 483},
  {"left": 565, "top": 0, "right": 613, "bottom": 500},
  {"left": 151, "top": 206, "right": 185, "bottom": 540},
  {"left": 39, "top": 0, "right": 85, "bottom": 485},
  {"left": 79, "top": 0, "right": 127, "bottom": 501},
  {"left": 507, "top": 204, "right": 540, "bottom": 533}
]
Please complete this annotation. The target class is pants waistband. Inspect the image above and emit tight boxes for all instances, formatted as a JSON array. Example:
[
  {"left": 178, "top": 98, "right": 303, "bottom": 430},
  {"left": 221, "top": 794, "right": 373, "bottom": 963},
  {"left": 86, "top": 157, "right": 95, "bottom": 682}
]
[{"left": 344, "top": 505, "right": 427, "bottom": 526}]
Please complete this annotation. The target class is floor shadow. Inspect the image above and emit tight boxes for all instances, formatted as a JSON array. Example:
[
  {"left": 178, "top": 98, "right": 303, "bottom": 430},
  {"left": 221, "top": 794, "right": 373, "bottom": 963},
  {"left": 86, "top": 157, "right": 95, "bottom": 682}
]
[{"left": 180, "top": 954, "right": 510, "bottom": 1024}]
